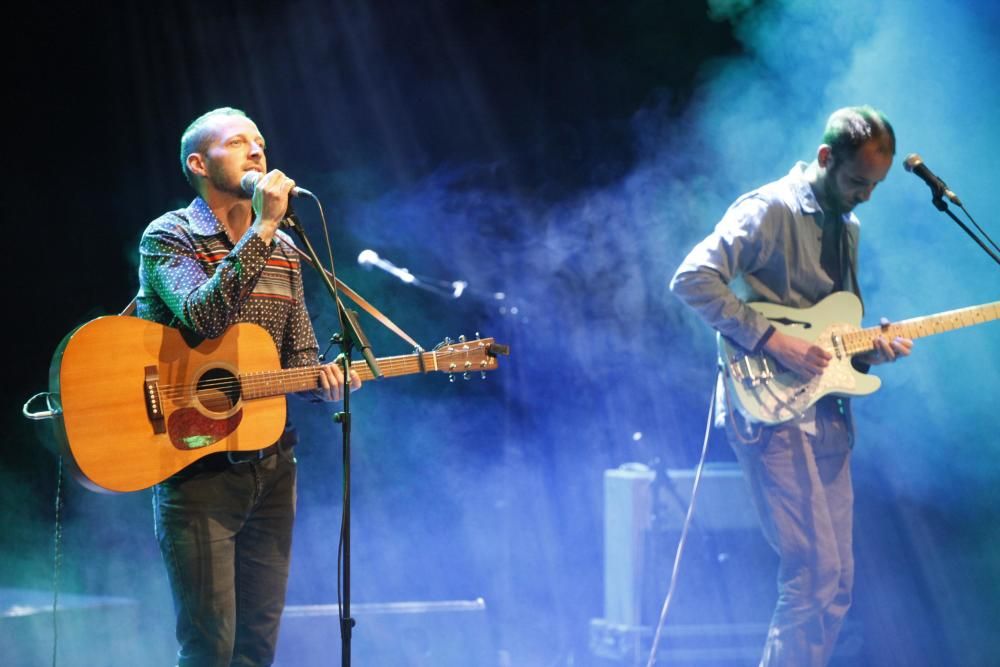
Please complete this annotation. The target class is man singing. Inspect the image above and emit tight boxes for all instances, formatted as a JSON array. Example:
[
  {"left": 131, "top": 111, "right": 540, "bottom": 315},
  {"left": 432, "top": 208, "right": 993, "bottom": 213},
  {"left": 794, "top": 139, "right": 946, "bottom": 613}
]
[{"left": 137, "top": 107, "right": 360, "bottom": 666}]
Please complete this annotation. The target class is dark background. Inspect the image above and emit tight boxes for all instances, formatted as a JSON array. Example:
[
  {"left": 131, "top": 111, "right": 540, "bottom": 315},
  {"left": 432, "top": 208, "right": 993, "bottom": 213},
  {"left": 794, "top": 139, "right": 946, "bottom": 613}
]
[{"left": 5, "top": 1, "right": 999, "bottom": 665}]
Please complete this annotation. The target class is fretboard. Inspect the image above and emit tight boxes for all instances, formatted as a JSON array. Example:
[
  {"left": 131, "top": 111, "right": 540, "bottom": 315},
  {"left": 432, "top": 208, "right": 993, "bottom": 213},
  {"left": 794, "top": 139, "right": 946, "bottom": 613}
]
[
  {"left": 841, "top": 301, "right": 1000, "bottom": 356},
  {"left": 239, "top": 350, "right": 437, "bottom": 400}
]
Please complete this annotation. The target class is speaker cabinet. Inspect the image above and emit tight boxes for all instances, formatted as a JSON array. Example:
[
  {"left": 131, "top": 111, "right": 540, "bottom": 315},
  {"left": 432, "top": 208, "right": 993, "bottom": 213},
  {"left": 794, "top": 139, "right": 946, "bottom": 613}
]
[{"left": 592, "top": 464, "right": 777, "bottom": 664}]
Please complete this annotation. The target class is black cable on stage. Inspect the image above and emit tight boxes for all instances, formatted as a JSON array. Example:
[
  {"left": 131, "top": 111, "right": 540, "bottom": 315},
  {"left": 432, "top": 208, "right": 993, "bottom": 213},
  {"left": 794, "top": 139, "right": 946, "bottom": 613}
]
[{"left": 645, "top": 378, "right": 717, "bottom": 667}]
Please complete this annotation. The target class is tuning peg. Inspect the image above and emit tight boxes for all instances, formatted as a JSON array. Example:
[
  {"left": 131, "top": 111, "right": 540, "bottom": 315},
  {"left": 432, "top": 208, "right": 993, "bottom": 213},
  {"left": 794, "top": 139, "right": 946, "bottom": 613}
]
[
  {"left": 448, "top": 373, "right": 455, "bottom": 383},
  {"left": 458, "top": 334, "right": 466, "bottom": 343},
  {"left": 443, "top": 336, "right": 453, "bottom": 346},
  {"left": 480, "top": 371, "right": 487, "bottom": 380},
  {"left": 463, "top": 372, "right": 470, "bottom": 381}
]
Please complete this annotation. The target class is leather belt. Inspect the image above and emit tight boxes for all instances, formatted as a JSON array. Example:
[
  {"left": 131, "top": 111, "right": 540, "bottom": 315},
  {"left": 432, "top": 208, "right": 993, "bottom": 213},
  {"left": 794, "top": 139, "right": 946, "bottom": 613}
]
[{"left": 226, "top": 442, "right": 282, "bottom": 464}]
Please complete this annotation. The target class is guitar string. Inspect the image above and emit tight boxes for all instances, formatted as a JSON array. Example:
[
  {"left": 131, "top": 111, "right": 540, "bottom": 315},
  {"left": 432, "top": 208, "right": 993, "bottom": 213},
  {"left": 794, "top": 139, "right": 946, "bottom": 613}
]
[
  {"left": 154, "top": 339, "right": 499, "bottom": 399},
  {"left": 158, "top": 356, "right": 413, "bottom": 391},
  {"left": 754, "top": 307, "right": 998, "bottom": 363},
  {"left": 156, "top": 357, "right": 420, "bottom": 391},
  {"left": 733, "top": 304, "right": 1000, "bottom": 412},
  {"left": 154, "top": 336, "right": 499, "bottom": 396},
  {"left": 156, "top": 352, "right": 490, "bottom": 398},
  {"left": 159, "top": 365, "right": 378, "bottom": 397},
  {"left": 833, "top": 303, "right": 1000, "bottom": 356},
  {"left": 161, "top": 347, "right": 485, "bottom": 391}
]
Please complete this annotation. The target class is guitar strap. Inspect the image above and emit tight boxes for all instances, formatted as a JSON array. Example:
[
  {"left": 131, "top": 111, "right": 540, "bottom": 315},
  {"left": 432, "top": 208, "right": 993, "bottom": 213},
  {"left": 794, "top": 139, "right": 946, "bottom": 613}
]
[
  {"left": 821, "top": 215, "right": 865, "bottom": 313},
  {"left": 820, "top": 216, "right": 844, "bottom": 291},
  {"left": 118, "top": 242, "right": 425, "bottom": 351},
  {"left": 120, "top": 297, "right": 138, "bottom": 317},
  {"left": 841, "top": 223, "right": 864, "bottom": 313},
  {"left": 280, "top": 241, "right": 425, "bottom": 351}
]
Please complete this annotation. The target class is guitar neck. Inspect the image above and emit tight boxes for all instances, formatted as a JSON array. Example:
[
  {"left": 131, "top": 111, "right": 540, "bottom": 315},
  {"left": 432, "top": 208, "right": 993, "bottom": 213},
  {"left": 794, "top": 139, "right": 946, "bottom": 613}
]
[
  {"left": 349, "top": 352, "right": 438, "bottom": 381},
  {"left": 240, "top": 350, "right": 438, "bottom": 400},
  {"left": 842, "top": 301, "right": 1000, "bottom": 356}
]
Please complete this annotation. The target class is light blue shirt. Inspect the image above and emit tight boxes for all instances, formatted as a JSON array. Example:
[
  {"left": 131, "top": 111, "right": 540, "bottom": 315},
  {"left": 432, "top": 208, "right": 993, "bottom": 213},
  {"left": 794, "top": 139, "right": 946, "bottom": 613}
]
[{"left": 670, "top": 162, "right": 862, "bottom": 429}]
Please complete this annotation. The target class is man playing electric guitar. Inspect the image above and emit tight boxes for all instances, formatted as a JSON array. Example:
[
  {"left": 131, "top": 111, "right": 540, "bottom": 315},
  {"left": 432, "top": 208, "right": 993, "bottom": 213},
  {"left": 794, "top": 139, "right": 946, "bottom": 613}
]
[
  {"left": 137, "top": 107, "right": 361, "bottom": 666},
  {"left": 671, "top": 106, "right": 911, "bottom": 667}
]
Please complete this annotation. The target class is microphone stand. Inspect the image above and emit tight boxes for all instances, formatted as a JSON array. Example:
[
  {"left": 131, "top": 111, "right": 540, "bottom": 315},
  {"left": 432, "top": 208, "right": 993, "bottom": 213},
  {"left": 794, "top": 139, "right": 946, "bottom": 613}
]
[
  {"left": 280, "top": 206, "right": 382, "bottom": 667},
  {"left": 929, "top": 194, "right": 1000, "bottom": 266}
]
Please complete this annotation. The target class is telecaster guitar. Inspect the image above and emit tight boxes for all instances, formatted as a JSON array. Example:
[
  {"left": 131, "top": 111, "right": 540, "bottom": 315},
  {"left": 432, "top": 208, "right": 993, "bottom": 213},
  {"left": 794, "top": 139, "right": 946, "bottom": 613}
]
[
  {"left": 48, "top": 316, "right": 509, "bottom": 493},
  {"left": 719, "top": 291, "right": 999, "bottom": 425}
]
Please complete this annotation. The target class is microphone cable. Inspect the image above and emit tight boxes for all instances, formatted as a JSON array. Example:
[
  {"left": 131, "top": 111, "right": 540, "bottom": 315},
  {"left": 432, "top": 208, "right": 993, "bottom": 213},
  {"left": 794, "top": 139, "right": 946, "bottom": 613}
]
[
  {"left": 644, "top": 375, "right": 717, "bottom": 667},
  {"left": 957, "top": 203, "right": 999, "bottom": 253}
]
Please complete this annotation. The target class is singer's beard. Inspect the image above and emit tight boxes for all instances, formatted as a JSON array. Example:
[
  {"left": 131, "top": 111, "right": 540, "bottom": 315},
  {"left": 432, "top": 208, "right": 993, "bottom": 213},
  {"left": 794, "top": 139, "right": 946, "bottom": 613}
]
[
  {"left": 206, "top": 164, "right": 252, "bottom": 200},
  {"left": 821, "top": 167, "right": 852, "bottom": 217}
]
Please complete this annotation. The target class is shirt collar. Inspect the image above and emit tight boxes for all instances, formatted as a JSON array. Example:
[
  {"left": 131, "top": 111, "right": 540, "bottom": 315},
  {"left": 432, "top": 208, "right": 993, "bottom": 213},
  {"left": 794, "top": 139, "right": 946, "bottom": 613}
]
[
  {"left": 185, "top": 197, "right": 226, "bottom": 237},
  {"left": 786, "top": 162, "right": 822, "bottom": 216},
  {"left": 786, "top": 161, "right": 858, "bottom": 228}
]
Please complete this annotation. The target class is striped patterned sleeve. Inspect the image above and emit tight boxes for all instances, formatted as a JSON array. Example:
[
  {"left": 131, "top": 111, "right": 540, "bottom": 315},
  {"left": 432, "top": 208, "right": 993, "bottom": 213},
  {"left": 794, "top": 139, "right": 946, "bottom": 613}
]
[
  {"left": 139, "top": 216, "right": 272, "bottom": 338},
  {"left": 281, "top": 250, "right": 321, "bottom": 370}
]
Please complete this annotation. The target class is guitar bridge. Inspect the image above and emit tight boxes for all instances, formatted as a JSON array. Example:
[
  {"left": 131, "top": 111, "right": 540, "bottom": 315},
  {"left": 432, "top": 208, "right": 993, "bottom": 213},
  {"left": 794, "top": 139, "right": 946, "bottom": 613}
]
[
  {"left": 730, "top": 354, "right": 775, "bottom": 387},
  {"left": 143, "top": 365, "right": 166, "bottom": 434}
]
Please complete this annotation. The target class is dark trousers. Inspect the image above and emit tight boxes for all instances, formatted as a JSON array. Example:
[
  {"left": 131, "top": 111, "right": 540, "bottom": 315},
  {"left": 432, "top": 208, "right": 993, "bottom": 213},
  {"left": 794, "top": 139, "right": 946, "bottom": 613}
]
[
  {"left": 153, "top": 446, "right": 297, "bottom": 667},
  {"left": 727, "top": 399, "right": 854, "bottom": 667}
]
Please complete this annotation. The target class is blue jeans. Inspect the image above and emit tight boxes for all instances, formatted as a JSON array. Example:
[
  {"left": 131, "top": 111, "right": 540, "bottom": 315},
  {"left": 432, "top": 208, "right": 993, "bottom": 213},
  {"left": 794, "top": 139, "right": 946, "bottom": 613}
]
[
  {"left": 727, "top": 398, "right": 854, "bottom": 667},
  {"left": 153, "top": 445, "right": 297, "bottom": 667}
]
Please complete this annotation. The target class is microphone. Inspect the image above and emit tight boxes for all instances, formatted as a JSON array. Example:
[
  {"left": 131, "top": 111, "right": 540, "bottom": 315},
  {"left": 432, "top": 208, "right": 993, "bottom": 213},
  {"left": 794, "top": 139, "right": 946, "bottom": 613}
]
[
  {"left": 903, "top": 154, "right": 962, "bottom": 206},
  {"left": 358, "top": 249, "right": 415, "bottom": 283},
  {"left": 240, "top": 171, "right": 313, "bottom": 198},
  {"left": 359, "top": 249, "right": 470, "bottom": 298}
]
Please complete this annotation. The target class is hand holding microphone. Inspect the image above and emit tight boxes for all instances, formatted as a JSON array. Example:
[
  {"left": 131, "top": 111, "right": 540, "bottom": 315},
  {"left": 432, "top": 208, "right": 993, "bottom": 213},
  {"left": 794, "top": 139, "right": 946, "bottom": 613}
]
[
  {"left": 241, "top": 170, "right": 313, "bottom": 242},
  {"left": 241, "top": 170, "right": 313, "bottom": 199}
]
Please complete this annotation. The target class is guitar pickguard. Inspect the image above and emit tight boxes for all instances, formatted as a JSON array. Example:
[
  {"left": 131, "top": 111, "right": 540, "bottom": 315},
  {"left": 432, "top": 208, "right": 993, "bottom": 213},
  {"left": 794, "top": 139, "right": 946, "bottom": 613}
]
[
  {"left": 167, "top": 407, "right": 244, "bottom": 450},
  {"left": 720, "top": 294, "right": 884, "bottom": 424}
]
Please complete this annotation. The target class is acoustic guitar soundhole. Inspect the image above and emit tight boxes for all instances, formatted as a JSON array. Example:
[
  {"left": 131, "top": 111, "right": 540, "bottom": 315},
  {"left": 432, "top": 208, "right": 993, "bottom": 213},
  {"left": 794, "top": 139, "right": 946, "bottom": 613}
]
[{"left": 195, "top": 367, "right": 242, "bottom": 414}]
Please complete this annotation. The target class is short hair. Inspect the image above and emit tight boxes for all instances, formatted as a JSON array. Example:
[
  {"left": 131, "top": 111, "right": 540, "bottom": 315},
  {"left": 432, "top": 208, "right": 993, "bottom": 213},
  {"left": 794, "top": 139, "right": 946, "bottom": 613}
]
[
  {"left": 179, "top": 107, "right": 249, "bottom": 188},
  {"left": 822, "top": 106, "right": 896, "bottom": 161}
]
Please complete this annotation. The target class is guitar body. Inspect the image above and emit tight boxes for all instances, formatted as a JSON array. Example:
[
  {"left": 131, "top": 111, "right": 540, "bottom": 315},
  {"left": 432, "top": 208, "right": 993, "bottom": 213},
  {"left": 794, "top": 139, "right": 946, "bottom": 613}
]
[
  {"left": 50, "top": 317, "right": 286, "bottom": 493},
  {"left": 720, "top": 292, "right": 882, "bottom": 425}
]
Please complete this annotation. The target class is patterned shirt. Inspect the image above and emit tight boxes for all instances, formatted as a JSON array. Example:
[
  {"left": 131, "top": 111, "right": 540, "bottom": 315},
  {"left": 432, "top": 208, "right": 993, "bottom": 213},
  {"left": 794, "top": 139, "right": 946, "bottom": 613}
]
[{"left": 136, "top": 197, "right": 320, "bottom": 370}]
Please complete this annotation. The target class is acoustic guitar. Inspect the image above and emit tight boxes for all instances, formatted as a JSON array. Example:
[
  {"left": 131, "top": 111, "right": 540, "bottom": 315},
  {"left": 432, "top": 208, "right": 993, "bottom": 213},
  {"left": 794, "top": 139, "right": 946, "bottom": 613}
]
[{"left": 48, "top": 316, "right": 509, "bottom": 492}]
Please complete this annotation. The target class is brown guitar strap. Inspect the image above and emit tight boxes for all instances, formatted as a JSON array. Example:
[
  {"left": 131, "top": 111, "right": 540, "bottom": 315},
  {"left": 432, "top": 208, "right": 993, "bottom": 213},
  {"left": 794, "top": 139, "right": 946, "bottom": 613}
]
[
  {"left": 281, "top": 242, "right": 425, "bottom": 351},
  {"left": 120, "top": 297, "right": 137, "bottom": 317}
]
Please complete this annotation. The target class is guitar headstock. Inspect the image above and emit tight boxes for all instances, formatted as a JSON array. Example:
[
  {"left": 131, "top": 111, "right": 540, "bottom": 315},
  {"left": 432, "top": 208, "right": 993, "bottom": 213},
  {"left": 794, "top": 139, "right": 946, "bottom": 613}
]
[{"left": 433, "top": 334, "right": 510, "bottom": 381}]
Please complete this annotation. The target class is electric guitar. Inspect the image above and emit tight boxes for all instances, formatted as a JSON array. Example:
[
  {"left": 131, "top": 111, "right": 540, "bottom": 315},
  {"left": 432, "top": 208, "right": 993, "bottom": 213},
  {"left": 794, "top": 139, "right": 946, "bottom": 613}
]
[
  {"left": 48, "top": 316, "right": 509, "bottom": 493},
  {"left": 719, "top": 291, "right": 999, "bottom": 425}
]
